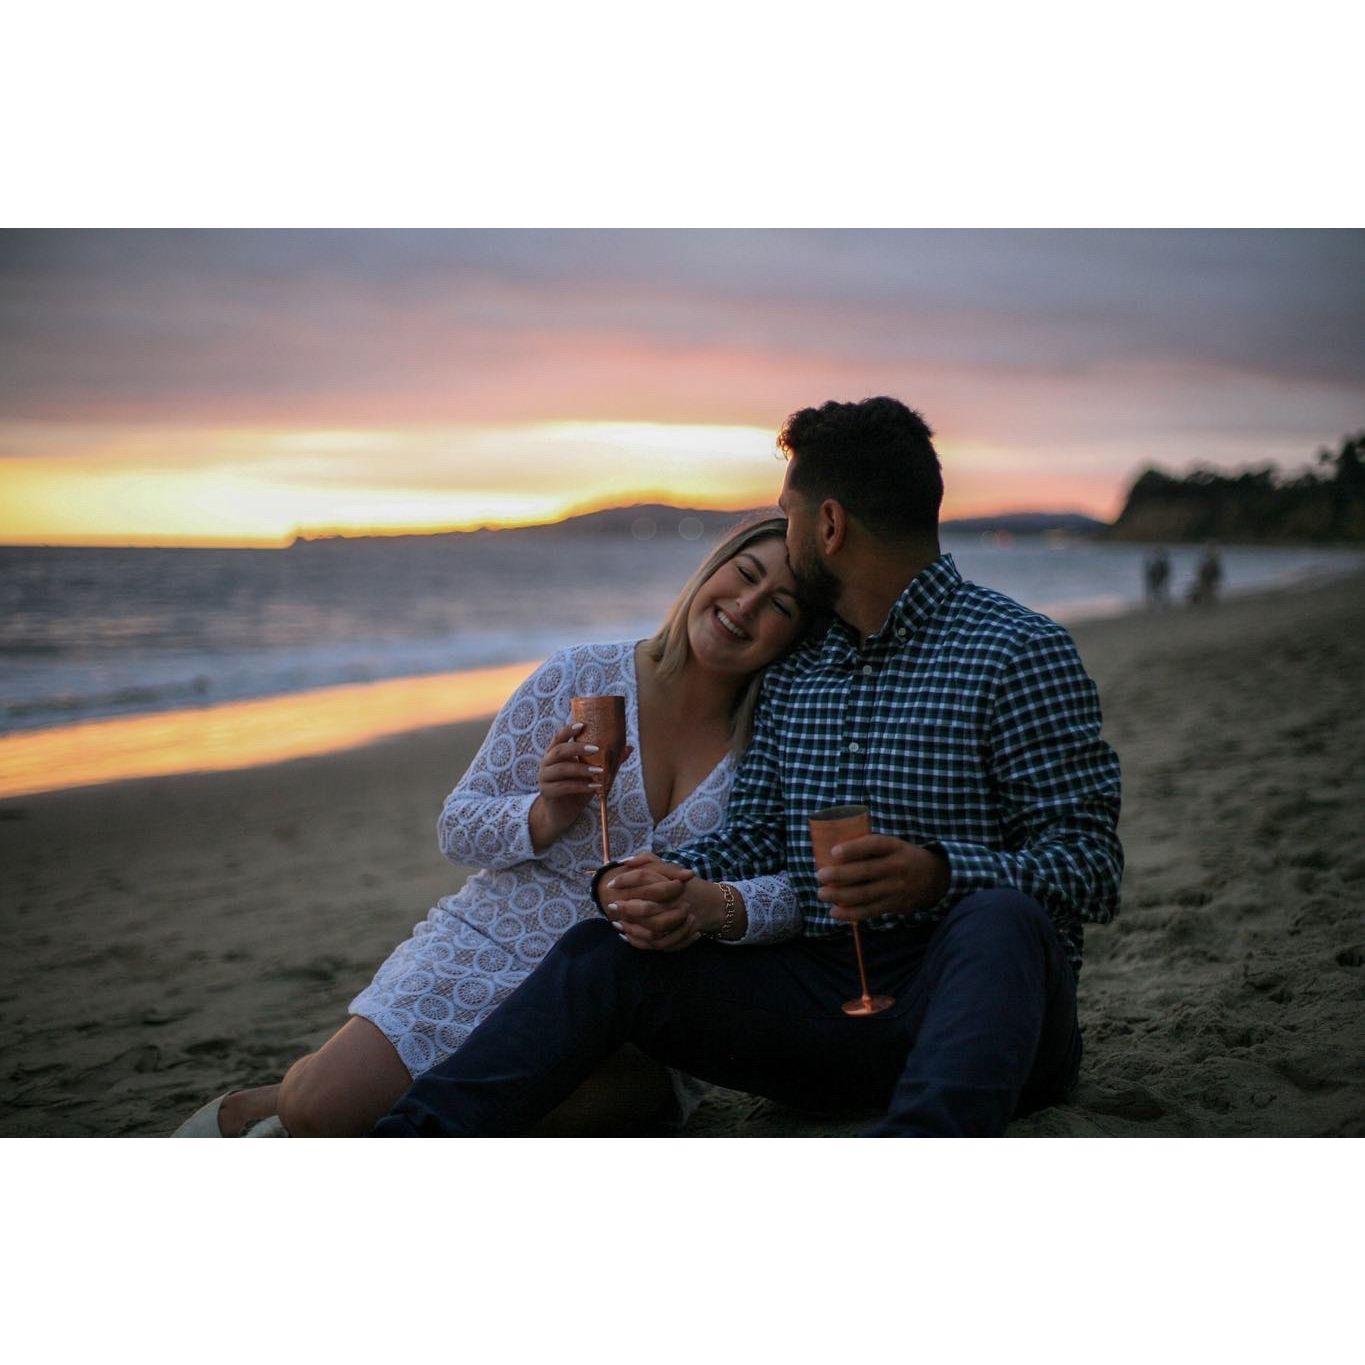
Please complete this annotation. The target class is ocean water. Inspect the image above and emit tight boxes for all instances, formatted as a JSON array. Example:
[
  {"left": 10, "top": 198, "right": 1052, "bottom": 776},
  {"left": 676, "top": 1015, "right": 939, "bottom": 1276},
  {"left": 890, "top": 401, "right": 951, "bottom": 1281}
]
[{"left": 1, "top": 530, "right": 1360, "bottom": 737}]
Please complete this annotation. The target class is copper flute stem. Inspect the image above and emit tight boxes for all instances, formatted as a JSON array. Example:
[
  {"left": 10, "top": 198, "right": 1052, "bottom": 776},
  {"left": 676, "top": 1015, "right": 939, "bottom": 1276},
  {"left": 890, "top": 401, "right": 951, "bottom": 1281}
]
[
  {"left": 849, "top": 920, "right": 874, "bottom": 1006},
  {"left": 597, "top": 786, "right": 611, "bottom": 863}
]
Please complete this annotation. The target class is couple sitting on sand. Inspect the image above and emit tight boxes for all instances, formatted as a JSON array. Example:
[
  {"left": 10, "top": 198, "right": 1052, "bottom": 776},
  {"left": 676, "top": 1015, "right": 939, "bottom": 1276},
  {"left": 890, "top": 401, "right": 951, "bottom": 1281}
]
[{"left": 175, "top": 395, "right": 1123, "bottom": 1139}]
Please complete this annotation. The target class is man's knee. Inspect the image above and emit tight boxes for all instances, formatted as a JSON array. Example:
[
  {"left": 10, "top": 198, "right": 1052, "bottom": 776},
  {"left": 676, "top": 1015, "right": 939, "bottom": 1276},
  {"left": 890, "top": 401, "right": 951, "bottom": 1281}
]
[
  {"left": 554, "top": 916, "right": 635, "bottom": 971},
  {"left": 559, "top": 916, "right": 617, "bottom": 953},
  {"left": 941, "top": 889, "right": 1053, "bottom": 949},
  {"left": 529, "top": 917, "right": 640, "bottom": 992}
]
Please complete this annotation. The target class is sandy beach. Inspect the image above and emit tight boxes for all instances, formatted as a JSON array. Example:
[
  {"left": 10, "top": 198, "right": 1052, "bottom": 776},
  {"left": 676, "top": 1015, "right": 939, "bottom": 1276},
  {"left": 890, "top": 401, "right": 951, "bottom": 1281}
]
[{"left": 2, "top": 572, "right": 1362, "bottom": 1138}]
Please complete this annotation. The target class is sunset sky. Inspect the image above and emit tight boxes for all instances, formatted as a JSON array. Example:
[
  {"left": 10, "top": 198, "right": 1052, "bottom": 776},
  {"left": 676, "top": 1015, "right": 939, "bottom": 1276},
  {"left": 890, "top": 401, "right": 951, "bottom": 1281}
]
[{"left": 2, "top": 229, "right": 1363, "bottom": 545}]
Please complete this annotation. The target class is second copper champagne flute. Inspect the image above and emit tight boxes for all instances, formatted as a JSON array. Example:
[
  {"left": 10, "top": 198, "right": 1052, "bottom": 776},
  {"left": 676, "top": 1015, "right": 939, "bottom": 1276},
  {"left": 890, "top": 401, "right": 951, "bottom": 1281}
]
[
  {"left": 810, "top": 804, "right": 895, "bottom": 1016},
  {"left": 570, "top": 694, "right": 627, "bottom": 862}
]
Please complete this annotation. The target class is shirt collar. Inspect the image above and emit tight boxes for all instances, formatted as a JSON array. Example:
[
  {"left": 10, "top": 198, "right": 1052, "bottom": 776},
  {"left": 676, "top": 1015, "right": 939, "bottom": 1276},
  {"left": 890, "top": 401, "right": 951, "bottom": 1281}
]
[{"left": 819, "top": 553, "right": 963, "bottom": 663}]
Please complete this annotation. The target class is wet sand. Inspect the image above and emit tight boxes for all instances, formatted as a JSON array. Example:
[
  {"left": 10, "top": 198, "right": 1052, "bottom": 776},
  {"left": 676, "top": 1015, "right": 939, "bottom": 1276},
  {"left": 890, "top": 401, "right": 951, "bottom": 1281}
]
[{"left": 2, "top": 573, "right": 1362, "bottom": 1137}]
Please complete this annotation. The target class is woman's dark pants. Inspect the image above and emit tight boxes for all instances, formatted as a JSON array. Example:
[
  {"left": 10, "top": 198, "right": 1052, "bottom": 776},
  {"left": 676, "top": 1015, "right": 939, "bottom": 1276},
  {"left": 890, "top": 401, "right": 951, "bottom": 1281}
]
[{"left": 372, "top": 889, "right": 1081, "bottom": 1138}]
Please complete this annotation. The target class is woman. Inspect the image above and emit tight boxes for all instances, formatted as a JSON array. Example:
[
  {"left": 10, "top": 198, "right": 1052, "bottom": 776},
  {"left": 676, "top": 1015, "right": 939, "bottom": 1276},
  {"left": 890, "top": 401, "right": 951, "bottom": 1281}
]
[{"left": 173, "top": 516, "right": 805, "bottom": 1137}]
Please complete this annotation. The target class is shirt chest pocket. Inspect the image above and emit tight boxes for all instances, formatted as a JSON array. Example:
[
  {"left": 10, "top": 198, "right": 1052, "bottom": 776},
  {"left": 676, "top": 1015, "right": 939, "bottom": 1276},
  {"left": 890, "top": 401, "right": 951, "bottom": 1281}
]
[{"left": 861, "top": 705, "right": 985, "bottom": 812}]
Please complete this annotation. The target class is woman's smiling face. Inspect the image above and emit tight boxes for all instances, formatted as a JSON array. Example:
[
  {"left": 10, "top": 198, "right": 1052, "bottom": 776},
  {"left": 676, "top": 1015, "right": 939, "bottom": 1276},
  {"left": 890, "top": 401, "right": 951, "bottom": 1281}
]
[{"left": 685, "top": 534, "right": 802, "bottom": 677}]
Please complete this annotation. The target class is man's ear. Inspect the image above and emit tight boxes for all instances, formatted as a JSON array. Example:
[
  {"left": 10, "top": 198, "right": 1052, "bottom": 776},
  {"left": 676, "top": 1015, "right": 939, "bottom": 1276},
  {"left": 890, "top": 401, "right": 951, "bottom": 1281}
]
[{"left": 819, "top": 498, "right": 848, "bottom": 557}]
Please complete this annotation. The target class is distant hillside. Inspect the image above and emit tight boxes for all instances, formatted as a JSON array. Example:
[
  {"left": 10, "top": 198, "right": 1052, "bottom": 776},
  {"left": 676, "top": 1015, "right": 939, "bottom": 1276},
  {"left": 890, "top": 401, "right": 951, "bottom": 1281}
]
[
  {"left": 1111, "top": 432, "right": 1365, "bottom": 544},
  {"left": 292, "top": 504, "right": 771, "bottom": 548},
  {"left": 515, "top": 503, "right": 773, "bottom": 541},
  {"left": 941, "top": 512, "right": 1106, "bottom": 537},
  {"left": 294, "top": 503, "right": 1111, "bottom": 549}
]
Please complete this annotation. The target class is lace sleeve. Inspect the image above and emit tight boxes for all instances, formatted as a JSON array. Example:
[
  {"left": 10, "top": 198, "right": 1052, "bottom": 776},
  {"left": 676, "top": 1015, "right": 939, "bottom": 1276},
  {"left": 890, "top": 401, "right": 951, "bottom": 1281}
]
[
  {"left": 437, "top": 651, "right": 575, "bottom": 871},
  {"left": 722, "top": 873, "right": 802, "bottom": 945}
]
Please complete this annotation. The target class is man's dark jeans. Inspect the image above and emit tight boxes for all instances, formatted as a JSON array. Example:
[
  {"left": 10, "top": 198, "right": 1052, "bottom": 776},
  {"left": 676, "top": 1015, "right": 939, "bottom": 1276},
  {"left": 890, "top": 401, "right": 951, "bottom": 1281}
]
[{"left": 373, "top": 889, "right": 1081, "bottom": 1138}]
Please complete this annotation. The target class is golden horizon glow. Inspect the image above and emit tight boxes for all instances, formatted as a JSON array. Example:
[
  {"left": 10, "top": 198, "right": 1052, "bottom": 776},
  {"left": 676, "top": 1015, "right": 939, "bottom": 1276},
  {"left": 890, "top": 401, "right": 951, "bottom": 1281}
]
[
  {"left": 0, "top": 419, "right": 1124, "bottom": 547},
  {"left": 0, "top": 419, "right": 794, "bottom": 546}
]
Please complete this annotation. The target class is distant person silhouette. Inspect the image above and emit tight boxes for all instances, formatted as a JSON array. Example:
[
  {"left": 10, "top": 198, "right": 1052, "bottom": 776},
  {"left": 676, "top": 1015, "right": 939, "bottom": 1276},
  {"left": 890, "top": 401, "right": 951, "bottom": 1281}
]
[
  {"left": 1144, "top": 548, "right": 1171, "bottom": 609},
  {"left": 1188, "top": 546, "right": 1223, "bottom": 607}
]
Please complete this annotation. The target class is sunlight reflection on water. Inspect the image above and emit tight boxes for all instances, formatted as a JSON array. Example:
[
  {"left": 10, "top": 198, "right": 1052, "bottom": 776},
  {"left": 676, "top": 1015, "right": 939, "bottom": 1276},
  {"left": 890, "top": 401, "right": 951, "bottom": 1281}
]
[{"left": 0, "top": 660, "right": 538, "bottom": 800}]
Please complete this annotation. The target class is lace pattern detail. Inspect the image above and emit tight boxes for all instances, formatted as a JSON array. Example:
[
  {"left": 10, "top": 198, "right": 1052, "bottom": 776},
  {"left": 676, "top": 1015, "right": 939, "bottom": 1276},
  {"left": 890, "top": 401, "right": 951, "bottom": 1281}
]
[
  {"left": 725, "top": 873, "right": 802, "bottom": 944},
  {"left": 350, "top": 640, "right": 798, "bottom": 1079}
]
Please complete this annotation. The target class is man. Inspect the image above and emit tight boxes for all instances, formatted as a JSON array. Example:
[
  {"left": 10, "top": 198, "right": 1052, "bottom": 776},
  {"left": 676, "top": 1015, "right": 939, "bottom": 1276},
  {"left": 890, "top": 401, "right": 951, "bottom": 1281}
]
[{"left": 375, "top": 397, "right": 1123, "bottom": 1138}]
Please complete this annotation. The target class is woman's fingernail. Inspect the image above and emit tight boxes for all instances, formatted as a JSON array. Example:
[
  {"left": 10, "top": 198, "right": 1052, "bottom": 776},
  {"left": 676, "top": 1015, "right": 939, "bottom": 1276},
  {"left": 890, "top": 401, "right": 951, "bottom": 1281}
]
[
  {"left": 606, "top": 902, "right": 619, "bottom": 912},
  {"left": 605, "top": 879, "right": 616, "bottom": 889},
  {"left": 618, "top": 933, "right": 630, "bottom": 943},
  {"left": 583, "top": 744, "right": 600, "bottom": 754},
  {"left": 587, "top": 766, "right": 603, "bottom": 774},
  {"left": 571, "top": 722, "right": 585, "bottom": 732}
]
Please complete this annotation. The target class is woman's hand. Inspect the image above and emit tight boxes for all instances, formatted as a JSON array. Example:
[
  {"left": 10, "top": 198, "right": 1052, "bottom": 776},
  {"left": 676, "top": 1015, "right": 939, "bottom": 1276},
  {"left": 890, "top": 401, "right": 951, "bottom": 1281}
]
[
  {"left": 528, "top": 721, "right": 633, "bottom": 853},
  {"left": 603, "top": 854, "right": 738, "bottom": 950}
]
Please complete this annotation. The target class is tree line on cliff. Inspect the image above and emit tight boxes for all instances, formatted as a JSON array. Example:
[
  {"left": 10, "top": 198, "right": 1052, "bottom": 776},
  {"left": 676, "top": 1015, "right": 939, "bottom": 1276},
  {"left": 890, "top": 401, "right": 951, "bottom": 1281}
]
[{"left": 1110, "top": 432, "right": 1365, "bottom": 544}]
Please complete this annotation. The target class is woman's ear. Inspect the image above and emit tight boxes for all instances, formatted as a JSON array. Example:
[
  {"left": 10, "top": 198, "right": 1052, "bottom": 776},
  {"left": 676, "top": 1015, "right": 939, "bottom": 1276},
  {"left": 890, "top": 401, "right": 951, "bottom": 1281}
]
[{"left": 819, "top": 499, "right": 847, "bottom": 556}]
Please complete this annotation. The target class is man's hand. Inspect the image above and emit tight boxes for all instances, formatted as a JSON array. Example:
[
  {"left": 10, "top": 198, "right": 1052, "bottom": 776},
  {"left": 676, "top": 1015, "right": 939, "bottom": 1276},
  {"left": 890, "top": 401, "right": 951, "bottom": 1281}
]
[
  {"left": 816, "top": 835, "right": 949, "bottom": 923},
  {"left": 602, "top": 853, "right": 700, "bottom": 951}
]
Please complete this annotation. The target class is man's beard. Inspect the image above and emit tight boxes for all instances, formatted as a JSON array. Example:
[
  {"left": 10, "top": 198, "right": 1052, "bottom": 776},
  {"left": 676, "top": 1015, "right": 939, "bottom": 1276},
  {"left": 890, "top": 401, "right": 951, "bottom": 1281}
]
[{"left": 790, "top": 531, "right": 842, "bottom": 618}]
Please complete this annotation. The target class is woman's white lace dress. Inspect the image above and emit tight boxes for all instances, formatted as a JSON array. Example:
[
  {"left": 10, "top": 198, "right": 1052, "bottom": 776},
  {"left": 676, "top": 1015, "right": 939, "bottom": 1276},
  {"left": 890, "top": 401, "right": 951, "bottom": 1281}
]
[{"left": 349, "top": 640, "right": 795, "bottom": 1090}]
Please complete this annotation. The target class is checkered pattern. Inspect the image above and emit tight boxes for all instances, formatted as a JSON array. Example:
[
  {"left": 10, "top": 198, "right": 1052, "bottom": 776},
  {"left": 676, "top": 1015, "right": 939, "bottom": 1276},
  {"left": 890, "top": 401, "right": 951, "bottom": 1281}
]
[{"left": 667, "top": 554, "right": 1123, "bottom": 972}]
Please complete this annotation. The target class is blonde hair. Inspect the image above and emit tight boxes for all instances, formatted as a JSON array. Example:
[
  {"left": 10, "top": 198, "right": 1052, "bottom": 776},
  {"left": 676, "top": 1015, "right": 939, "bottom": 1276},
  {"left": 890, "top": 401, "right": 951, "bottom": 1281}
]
[{"left": 642, "top": 515, "right": 795, "bottom": 755}]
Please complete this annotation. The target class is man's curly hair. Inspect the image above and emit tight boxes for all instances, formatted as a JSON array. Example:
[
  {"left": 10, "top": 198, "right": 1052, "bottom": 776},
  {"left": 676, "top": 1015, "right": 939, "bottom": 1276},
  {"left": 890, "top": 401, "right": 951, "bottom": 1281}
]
[{"left": 778, "top": 396, "right": 943, "bottom": 540}]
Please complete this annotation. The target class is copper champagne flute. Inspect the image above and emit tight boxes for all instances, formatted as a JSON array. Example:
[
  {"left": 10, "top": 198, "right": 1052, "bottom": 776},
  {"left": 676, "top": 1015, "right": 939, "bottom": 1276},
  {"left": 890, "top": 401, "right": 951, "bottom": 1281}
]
[
  {"left": 571, "top": 695, "right": 627, "bottom": 862},
  {"left": 810, "top": 804, "right": 895, "bottom": 1016}
]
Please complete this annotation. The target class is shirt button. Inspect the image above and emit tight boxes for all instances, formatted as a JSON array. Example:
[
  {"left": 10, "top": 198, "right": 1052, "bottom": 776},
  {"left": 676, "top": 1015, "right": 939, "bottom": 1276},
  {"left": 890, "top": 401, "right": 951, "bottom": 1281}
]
[
  {"left": 895, "top": 627, "right": 907, "bottom": 639},
  {"left": 849, "top": 741, "right": 861, "bottom": 753},
  {"left": 862, "top": 664, "right": 873, "bottom": 677}
]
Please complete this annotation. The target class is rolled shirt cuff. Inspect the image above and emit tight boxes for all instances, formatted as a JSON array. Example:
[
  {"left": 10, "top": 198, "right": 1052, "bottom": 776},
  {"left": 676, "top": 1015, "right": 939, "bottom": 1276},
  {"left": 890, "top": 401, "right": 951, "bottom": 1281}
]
[{"left": 923, "top": 838, "right": 1009, "bottom": 905}]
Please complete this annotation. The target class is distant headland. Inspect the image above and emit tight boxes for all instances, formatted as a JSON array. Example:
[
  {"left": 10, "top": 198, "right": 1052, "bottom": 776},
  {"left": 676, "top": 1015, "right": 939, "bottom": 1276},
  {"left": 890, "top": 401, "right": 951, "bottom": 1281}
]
[{"left": 1110, "top": 432, "right": 1364, "bottom": 545}]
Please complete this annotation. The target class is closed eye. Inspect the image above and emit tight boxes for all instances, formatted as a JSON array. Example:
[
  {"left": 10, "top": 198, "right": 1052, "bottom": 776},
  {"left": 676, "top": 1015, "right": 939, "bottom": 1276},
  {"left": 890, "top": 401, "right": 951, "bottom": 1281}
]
[{"left": 736, "top": 555, "right": 796, "bottom": 619}]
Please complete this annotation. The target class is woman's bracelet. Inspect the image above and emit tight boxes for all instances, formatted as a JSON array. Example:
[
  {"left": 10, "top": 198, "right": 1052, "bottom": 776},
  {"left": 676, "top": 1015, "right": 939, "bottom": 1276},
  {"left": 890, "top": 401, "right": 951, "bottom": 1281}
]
[
  {"left": 703, "top": 882, "right": 738, "bottom": 941},
  {"left": 589, "top": 861, "right": 625, "bottom": 917}
]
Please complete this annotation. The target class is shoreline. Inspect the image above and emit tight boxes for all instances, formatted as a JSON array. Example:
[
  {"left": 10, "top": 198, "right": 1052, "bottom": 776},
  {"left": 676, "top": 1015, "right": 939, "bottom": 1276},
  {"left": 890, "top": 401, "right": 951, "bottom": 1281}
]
[
  {"left": 4, "top": 561, "right": 1362, "bottom": 805},
  {"left": 2, "top": 570, "right": 1362, "bottom": 1136}
]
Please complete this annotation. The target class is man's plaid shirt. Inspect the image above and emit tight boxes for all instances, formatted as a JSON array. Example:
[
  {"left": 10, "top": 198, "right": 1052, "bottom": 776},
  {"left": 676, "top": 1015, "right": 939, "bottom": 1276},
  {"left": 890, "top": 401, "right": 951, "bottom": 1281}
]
[{"left": 667, "top": 554, "right": 1123, "bottom": 973}]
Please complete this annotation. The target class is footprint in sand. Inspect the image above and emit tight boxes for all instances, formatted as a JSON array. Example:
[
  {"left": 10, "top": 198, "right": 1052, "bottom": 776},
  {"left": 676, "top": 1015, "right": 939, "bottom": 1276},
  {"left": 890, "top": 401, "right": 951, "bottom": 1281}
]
[
  {"left": 182, "top": 1037, "right": 234, "bottom": 1057},
  {"left": 1243, "top": 968, "right": 1295, "bottom": 1004},
  {"left": 1080, "top": 1084, "right": 1171, "bottom": 1122},
  {"left": 1172, "top": 887, "right": 1214, "bottom": 908},
  {"left": 269, "top": 958, "right": 344, "bottom": 984},
  {"left": 1274, "top": 1058, "right": 1341, "bottom": 1094}
]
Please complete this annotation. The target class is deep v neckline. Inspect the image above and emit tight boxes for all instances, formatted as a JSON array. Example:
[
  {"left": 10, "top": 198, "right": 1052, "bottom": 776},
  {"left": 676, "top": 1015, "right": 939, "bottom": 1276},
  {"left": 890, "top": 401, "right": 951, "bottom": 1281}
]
[{"left": 627, "top": 641, "right": 732, "bottom": 831}]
